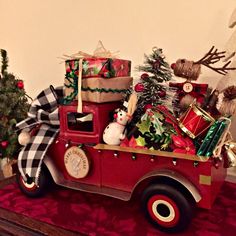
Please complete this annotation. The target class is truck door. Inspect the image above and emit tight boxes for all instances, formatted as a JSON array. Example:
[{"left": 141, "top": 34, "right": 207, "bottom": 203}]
[{"left": 57, "top": 104, "right": 101, "bottom": 186}]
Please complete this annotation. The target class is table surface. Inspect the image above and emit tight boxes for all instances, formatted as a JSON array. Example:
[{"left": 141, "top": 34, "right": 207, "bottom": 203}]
[
  {"left": 0, "top": 175, "right": 85, "bottom": 236},
  {"left": 1, "top": 172, "right": 235, "bottom": 236}
]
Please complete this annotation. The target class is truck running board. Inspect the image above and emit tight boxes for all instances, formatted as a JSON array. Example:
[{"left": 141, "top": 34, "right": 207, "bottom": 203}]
[{"left": 43, "top": 155, "right": 131, "bottom": 201}]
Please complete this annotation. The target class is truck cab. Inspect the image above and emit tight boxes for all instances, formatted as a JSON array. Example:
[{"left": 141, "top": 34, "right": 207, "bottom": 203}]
[{"left": 17, "top": 101, "right": 227, "bottom": 233}]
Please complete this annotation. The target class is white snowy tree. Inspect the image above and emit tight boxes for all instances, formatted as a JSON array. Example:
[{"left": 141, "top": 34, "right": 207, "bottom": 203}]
[
  {"left": 225, "top": 8, "right": 236, "bottom": 61},
  {"left": 217, "top": 7, "right": 236, "bottom": 92}
]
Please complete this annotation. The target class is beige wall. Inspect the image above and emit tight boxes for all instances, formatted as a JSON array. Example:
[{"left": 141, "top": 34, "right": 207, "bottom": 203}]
[
  {"left": 2, "top": 0, "right": 236, "bottom": 174},
  {"left": 1, "top": 0, "right": 236, "bottom": 95}
]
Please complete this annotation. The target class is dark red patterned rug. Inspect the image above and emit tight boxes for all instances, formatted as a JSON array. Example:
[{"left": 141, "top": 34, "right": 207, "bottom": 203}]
[{"left": 0, "top": 180, "right": 236, "bottom": 236}]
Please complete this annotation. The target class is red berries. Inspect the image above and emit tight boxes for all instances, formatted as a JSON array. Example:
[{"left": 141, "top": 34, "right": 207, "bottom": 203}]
[
  {"left": 134, "top": 83, "right": 145, "bottom": 92},
  {"left": 171, "top": 63, "right": 176, "bottom": 70},
  {"left": 140, "top": 73, "right": 149, "bottom": 80},
  {"left": 16, "top": 80, "right": 24, "bottom": 89},
  {"left": 1, "top": 140, "right": 9, "bottom": 149}
]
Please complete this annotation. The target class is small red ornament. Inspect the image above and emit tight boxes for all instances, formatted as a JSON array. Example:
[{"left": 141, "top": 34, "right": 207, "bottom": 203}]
[
  {"left": 16, "top": 81, "right": 24, "bottom": 89},
  {"left": 171, "top": 63, "right": 176, "bottom": 70},
  {"left": 1, "top": 140, "right": 9, "bottom": 149},
  {"left": 144, "top": 104, "right": 153, "bottom": 111},
  {"left": 134, "top": 83, "right": 145, "bottom": 92},
  {"left": 66, "top": 67, "right": 71, "bottom": 73},
  {"left": 157, "top": 90, "right": 166, "bottom": 98},
  {"left": 141, "top": 73, "right": 149, "bottom": 80}
]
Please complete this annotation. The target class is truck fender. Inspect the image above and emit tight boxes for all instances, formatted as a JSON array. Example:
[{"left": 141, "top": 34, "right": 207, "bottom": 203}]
[
  {"left": 43, "top": 155, "right": 64, "bottom": 184},
  {"left": 133, "top": 169, "right": 202, "bottom": 203}
]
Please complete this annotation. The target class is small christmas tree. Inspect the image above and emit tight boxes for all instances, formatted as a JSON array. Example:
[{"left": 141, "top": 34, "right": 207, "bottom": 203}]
[
  {"left": 0, "top": 49, "right": 30, "bottom": 160},
  {"left": 132, "top": 47, "right": 174, "bottom": 124}
]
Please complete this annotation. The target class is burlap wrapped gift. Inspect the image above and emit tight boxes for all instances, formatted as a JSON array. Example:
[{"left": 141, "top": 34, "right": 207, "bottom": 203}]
[{"left": 64, "top": 76, "right": 133, "bottom": 103}]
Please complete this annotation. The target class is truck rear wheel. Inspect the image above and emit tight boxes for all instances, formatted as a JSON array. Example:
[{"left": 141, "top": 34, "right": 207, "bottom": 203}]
[
  {"left": 16, "top": 165, "right": 51, "bottom": 198},
  {"left": 141, "top": 184, "right": 194, "bottom": 233}
]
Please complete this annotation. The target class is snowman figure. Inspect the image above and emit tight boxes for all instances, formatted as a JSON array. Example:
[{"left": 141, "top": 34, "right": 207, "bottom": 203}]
[{"left": 103, "top": 93, "right": 137, "bottom": 145}]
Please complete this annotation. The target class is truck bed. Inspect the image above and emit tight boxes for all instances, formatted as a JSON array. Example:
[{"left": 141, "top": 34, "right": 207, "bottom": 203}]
[{"left": 94, "top": 144, "right": 210, "bottom": 162}]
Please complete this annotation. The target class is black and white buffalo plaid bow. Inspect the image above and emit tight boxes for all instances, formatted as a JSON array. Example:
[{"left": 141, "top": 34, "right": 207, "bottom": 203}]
[{"left": 16, "top": 86, "right": 63, "bottom": 184}]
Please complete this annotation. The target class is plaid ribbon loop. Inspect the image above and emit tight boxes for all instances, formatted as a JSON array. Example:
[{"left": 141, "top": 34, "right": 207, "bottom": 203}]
[{"left": 16, "top": 86, "right": 62, "bottom": 184}]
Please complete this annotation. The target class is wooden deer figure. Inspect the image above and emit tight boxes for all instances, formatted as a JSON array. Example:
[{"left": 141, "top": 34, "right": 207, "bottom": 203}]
[
  {"left": 170, "top": 46, "right": 236, "bottom": 113},
  {"left": 103, "top": 93, "right": 137, "bottom": 145},
  {"left": 172, "top": 46, "right": 236, "bottom": 79}
]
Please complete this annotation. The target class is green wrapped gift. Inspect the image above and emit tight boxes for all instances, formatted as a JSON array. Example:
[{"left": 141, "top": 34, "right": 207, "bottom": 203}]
[{"left": 197, "top": 118, "right": 229, "bottom": 157}]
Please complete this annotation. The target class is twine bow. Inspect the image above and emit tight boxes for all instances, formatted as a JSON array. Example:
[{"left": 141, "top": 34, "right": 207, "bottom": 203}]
[
  {"left": 61, "top": 41, "right": 119, "bottom": 113},
  {"left": 61, "top": 41, "right": 119, "bottom": 61}
]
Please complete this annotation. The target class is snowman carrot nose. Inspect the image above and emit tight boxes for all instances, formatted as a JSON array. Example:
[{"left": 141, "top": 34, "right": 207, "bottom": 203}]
[{"left": 113, "top": 113, "right": 118, "bottom": 119}]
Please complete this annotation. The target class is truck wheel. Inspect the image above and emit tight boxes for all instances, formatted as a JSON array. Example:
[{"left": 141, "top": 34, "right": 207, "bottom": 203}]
[
  {"left": 141, "top": 184, "right": 194, "bottom": 233},
  {"left": 16, "top": 165, "right": 51, "bottom": 198}
]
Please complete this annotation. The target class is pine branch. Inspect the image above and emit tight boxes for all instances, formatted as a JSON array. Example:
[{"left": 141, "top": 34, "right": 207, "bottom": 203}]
[
  {"left": 0, "top": 49, "right": 30, "bottom": 159},
  {"left": 1, "top": 49, "right": 8, "bottom": 75}
]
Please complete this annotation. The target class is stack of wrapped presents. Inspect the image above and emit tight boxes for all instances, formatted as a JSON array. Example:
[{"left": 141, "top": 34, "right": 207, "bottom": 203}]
[{"left": 62, "top": 43, "right": 236, "bottom": 166}]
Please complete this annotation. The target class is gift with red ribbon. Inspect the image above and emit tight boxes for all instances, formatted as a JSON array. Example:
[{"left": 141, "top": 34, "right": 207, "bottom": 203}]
[{"left": 65, "top": 57, "right": 131, "bottom": 79}]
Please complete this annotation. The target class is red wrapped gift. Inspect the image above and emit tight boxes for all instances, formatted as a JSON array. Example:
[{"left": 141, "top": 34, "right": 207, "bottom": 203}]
[{"left": 65, "top": 58, "right": 131, "bottom": 79}]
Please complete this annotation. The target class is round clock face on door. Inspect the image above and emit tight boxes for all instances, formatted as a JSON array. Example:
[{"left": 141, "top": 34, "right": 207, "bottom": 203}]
[{"left": 64, "top": 146, "right": 90, "bottom": 179}]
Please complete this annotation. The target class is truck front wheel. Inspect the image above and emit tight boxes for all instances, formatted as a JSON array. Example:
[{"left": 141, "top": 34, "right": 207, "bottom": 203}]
[
  {"left": 141, "top": 184, "right": 194, "bottom": 233},
  {"left": 16, "top": 165, "right": 51, "bottom": 198}
]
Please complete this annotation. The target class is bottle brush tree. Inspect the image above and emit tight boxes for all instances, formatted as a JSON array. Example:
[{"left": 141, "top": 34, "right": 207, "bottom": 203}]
[{"left": 0, "top": 49, "right": 30, "bottom": 160}]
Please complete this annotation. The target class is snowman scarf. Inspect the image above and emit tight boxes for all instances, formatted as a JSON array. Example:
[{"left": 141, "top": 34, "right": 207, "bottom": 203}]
[{"left": 16, "top": 86, "right": 62, "bottom": 184}]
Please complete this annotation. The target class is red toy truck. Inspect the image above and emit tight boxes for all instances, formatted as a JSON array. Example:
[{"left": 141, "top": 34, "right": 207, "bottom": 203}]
[{"left": 16, "top": 101, "right": 227, "bottom": 233}]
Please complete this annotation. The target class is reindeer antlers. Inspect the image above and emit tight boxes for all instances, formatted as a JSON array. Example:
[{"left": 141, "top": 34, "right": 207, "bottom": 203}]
[{"left": 194, "top": 46, "right": 236, "bottom": 75}]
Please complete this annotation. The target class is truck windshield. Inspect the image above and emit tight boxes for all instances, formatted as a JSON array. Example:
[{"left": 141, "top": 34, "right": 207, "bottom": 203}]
[{"left": 67, "top": 112, "right": 94, "bottom": 132}]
